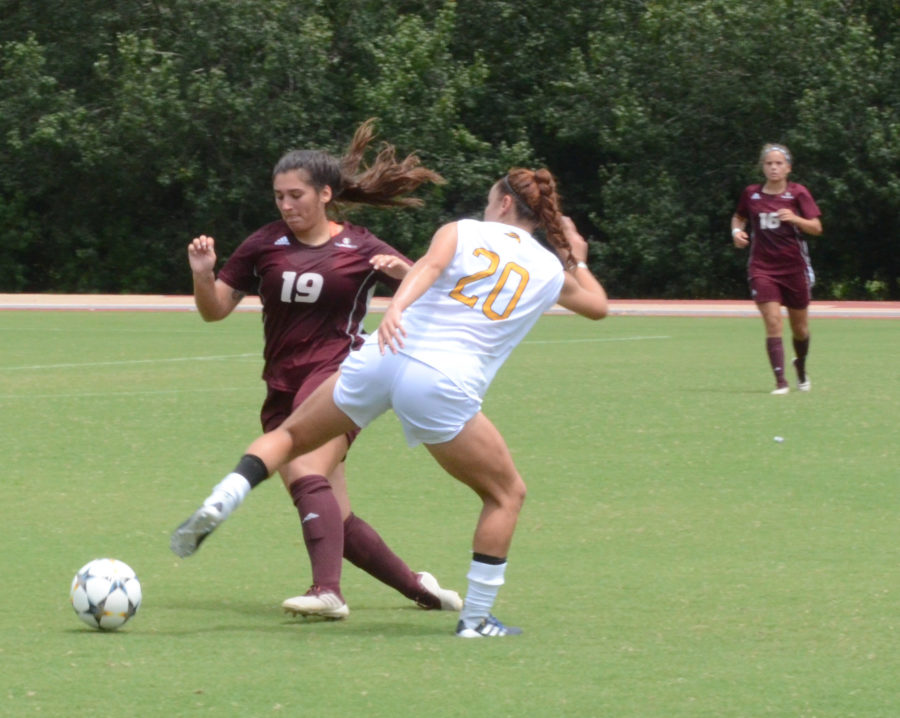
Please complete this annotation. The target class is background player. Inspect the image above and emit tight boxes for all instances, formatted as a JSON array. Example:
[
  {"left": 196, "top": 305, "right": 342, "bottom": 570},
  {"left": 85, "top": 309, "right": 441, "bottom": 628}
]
[{"left": 731, "top": 143, "right": 823, "bottom": 394}]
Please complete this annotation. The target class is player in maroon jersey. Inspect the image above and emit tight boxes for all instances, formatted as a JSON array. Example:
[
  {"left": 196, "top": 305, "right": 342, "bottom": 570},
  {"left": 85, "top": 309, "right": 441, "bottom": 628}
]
[
  {"left": 731, "top": 143, "right": 823, "bottom": 394},
  {"left": 170, "top": 119, "right": 462, "bottom": 618}
]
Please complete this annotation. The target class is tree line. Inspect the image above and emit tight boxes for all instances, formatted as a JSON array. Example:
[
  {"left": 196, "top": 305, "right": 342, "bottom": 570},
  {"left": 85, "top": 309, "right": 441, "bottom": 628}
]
[{"left": 1, "top": 0, "right": 898, "bottom": 298}]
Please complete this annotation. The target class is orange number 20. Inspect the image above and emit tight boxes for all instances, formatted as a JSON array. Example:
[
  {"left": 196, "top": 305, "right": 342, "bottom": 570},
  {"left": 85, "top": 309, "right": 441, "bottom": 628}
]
[{"left": 449, "top": 248, "right": 530, "bottom": 320}]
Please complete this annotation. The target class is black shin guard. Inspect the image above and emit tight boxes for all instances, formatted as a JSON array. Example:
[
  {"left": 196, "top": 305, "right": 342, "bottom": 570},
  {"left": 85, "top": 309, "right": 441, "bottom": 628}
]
[{"left": 234, "top": 454, "right": 269, "bottom": 488}]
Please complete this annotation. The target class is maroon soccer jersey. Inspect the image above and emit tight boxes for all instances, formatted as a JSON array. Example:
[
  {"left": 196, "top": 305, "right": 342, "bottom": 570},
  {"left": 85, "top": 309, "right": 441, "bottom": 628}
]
[
  {"left": 735, "top": 182, "right": 820, "bottom": 277},
  {"left": 218, "top": 220, "right": 409, "bottom": 392}
]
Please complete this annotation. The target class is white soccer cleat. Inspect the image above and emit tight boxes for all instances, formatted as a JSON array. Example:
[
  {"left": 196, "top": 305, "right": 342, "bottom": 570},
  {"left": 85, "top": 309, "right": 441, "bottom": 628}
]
[
  {"left": 416, "top": 571, "right": 463, "bottom": 611},
  {"left": 282, "top": 588, "right": 349, "bottom": 620},
  {"left": 456, "top": 614, "right": 522, "bottom": 638},
  {"left": 170, "top": 503, "right": 225, "bottom": 558},
  {"left": 770, "top": 385, "right": 789, "bottom": 395}
]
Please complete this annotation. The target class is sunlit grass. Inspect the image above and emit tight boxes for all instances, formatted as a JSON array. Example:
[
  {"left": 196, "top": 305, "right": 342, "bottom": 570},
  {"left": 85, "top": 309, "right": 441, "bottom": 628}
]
[{"left": 1, "top": 310, "right": 897, "bottom": 717}]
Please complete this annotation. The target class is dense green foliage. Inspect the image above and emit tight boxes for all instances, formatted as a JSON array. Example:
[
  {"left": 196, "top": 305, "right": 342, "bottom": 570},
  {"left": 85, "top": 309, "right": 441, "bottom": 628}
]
[{"left": 2, "top": 0, "right": 898, "bottom": 297}]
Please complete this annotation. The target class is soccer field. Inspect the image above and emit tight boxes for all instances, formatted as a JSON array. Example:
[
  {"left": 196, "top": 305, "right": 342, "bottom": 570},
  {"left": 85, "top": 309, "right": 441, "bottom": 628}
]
[{"left": 1, "top": 309, "right": 897, "bottom": 717}]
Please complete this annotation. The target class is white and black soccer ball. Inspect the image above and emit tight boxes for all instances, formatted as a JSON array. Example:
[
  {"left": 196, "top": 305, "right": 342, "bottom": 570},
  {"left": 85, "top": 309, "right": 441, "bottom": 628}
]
[{"left": 70, "top": 558, "right": 142, "bottom": 630}]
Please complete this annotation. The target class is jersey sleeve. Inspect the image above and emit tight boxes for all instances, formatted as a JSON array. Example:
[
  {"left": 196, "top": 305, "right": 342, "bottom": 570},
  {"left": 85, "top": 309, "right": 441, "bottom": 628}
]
[
  {"left": 794, "top": 184, "right": 822, "bottom": 219},
  {"left": 217, "top": 234, "right": 263, "bottom": 294},
  {"left": 734, "top": 185, "right": 753, "bottom": 219}
]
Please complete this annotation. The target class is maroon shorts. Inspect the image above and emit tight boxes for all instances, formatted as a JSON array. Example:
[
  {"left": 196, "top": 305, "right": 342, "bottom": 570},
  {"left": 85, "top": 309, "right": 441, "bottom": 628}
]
[
  {"left": 260, "top": 366, "right": 360, "bottom": 447},
  {"left": 749, "top": 270, "right": 811, "bottom": 309}
]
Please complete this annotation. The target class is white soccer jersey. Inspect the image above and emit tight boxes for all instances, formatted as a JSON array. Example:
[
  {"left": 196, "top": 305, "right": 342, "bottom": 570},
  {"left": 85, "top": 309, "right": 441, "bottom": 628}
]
[{"left": 392, "top": 218, "right": 565, "bottom": 399}]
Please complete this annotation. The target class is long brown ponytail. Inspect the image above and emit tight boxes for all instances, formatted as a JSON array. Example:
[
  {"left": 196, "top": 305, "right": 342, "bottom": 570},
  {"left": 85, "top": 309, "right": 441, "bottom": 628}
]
[
  {"left": 501, "top": 167, "right": 574, "bottom": 267},
  {"left": 273, "top": 118, "right": 444, "bottom": 209}
]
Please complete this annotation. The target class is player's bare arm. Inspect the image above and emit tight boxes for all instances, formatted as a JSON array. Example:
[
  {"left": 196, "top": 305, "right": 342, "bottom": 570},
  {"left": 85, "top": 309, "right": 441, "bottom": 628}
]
[
  {"left": 555, "top": 218, "right": 608, "bottom": 320},
  {"left": 188, "top": 235, "right": 245, "bottom": 321},
  {"left": 377, "top": 222, "right": 458, "bottom": 354},
  {"left": 776, "top": 210, "right": 823, "bottom": 236},
  {"left": 558, "top": 216, "right": 588, "bottom": 266},
  {"left": 557, "top": 270, "right": 608, "bottom": 320},
  {"left": 731, "top": 214, "right": 749, "bottom": 247},
  {"left": 369, "top": 253, "right": 413, "bottom": 280}
]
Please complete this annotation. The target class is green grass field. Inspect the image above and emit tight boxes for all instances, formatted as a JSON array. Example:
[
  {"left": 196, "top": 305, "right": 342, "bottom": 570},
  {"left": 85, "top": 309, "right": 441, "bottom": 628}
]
[{"left": 1, "top": 309, "right": 897, "bottom": 717}]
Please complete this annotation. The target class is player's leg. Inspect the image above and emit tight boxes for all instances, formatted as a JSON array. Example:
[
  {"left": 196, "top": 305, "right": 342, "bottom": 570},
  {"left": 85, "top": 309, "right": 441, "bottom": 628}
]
[
  {"left": 757, "top": 300, "right": 788, "bottom": 393},
  {"left": 280, "top": 453, "right": 461, "bottom": 615},
  {"left": 785, "top": 270, "right": 812, "bottom": 391},
  {"left": 279, "top": 437, "right": 351, "bottom": 619},
  {"left": 340, "top": 470, "right": 463, "bottom": 611},
  {"left": 341, "top": 509, "right": 462, "bottom": 611},
  {"left": 425, "top": 412, "right": 526, "bottom": 638},
  {"left": 230, "top": 377, "right": 356, "bottom": 617},
  {"left": 327, "top": 347, "right": 462, "bottom": 610},
  {"left": 787, "top": 306, "right": 811, "bottom": 390},
  {"left": 751, "top": 275, "right": 789, "bottom": 393},
  {"left": 253, "top": 373, "right": 361, "bottom": 470},
  {"left": 171, "top": 374, "right": 356, "bottom": 558},
  {"left": 170, "top": 458, "right": 256, "bottom": 558}
]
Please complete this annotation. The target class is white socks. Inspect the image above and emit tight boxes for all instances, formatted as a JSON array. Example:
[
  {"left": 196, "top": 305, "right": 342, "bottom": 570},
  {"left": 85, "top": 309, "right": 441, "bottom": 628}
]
[
  {"left": 459, "top": 559, "right": 507, "bottom": 628},
  {"left": 203, "top": 472, "right": 251, "bottom": 518}
]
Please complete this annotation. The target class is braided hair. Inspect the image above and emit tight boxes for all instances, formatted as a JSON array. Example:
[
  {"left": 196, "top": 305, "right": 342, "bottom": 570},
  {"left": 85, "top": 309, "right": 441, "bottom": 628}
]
[{"left": 499, "top": 167, "right": 574, "bottom": 268}]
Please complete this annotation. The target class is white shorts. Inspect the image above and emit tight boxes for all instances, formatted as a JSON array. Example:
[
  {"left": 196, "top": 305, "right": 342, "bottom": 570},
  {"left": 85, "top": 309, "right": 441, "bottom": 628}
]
[{"left": 334, "top": 342, "right": 482, "bottom": 447}]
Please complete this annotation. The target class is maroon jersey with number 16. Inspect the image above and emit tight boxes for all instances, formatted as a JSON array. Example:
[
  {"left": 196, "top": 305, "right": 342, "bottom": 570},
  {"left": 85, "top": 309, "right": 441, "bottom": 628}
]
[
  {"left": 735, "top": 182, "right": 821, "bottom": 277},
  {"left": 218, "top": 220, "right": 409, "bottom": 392}
]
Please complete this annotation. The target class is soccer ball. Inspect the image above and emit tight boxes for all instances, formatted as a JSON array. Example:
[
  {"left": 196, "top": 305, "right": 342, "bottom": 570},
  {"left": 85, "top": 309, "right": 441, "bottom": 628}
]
[{"left": 69, "top": 558, "right": 142, "bottom": 630}]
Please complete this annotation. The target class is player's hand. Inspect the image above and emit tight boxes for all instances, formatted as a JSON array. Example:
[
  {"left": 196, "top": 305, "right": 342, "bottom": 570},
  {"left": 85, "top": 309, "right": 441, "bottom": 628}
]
[
  {"left": 776, "top": 208, "right": 799, "bottom": 224},
  {"left": 732, "top": 231, "right": 749, "bottom": 248},
  {"left": 370, "top": 254, "right": 412, "bottom": 280},
  {"left": 560, "top": 216, "right": 589, "bottom": 267},
  {"left": 188, "top": 235, "right": 217, "bottom": 274},
  {"left": 377, "top": 305, "right": 407, "bottom": 355}
]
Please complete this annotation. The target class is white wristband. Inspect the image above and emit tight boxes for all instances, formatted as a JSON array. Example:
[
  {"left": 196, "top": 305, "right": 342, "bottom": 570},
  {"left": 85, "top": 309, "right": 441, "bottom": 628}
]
[
  {"left": 731, "top": 228, "right": 743, "bottom": 236},
  {"left": 575, "top": 261, "right": 588, "bottom": 269}
]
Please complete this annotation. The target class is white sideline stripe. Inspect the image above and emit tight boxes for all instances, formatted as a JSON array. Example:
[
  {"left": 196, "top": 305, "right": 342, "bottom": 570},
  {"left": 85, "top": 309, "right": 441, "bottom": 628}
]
[
  {"left": 0, "top": 353, "right": 259, "bottom": 372},
  {"left": 2, "top": 337, "right": 668, "bottom": 373},
  {"left": 0, "top": 386, "right": 256, "bottom": 400},
  {"left": 523, "top": 335, "right": 670, "bottom": 344}
]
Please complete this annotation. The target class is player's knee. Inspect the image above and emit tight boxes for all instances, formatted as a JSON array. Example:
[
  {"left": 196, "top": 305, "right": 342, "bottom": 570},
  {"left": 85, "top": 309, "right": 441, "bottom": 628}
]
[
  {"left": 478, "top": 474, "right": 525, "bottom": 513},
  {"left": 503, "top": 474, "right": 527, "bottom": 512},
  {"left": 283, "top": 422, "right": 313, "bottom": 455},
  {"left": 515, "top": 482, "right": 527, "bottom": 512}
]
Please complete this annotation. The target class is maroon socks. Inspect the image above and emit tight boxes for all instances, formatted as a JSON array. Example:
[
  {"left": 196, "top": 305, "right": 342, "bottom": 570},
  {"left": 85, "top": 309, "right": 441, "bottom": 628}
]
[
  {"left": 288, "top": 479, "right": 432, "bottom": 606},
  {"left": 766, "top": 337, "right": 786, "bottom": 387},
  {"left": 343, "top": 513, "right": 436, "bottom": 607},
  {"left": 288, "top": 475, "right": 344, "bottom": 596},
  {"left": 792, "top": 336, "right": 810, "bottom": 382}
]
